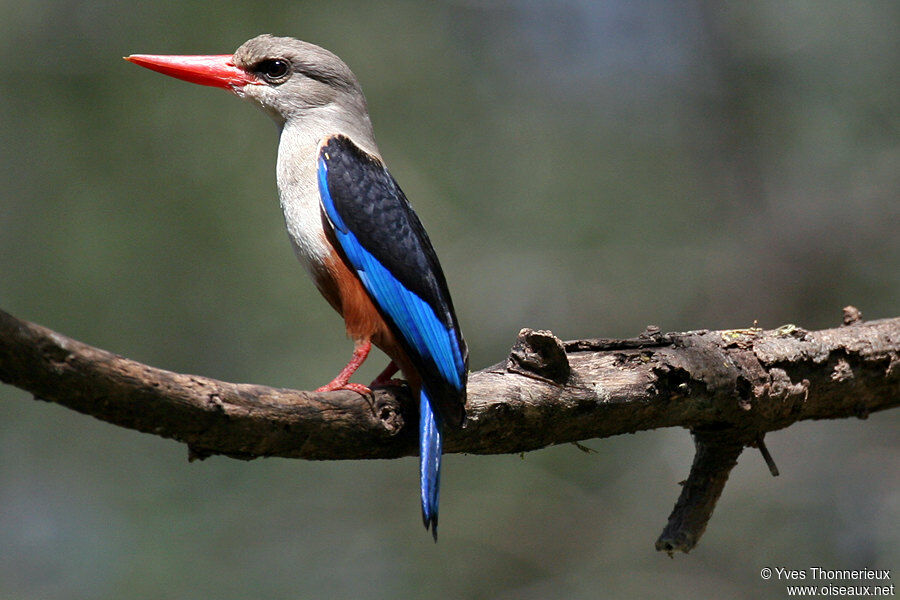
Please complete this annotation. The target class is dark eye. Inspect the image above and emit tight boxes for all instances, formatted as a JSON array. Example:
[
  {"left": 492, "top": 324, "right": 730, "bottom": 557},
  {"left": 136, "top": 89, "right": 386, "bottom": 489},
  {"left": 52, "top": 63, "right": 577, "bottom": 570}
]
[{"left": 257, "top": 59, "right": 290, "bottom": 82}]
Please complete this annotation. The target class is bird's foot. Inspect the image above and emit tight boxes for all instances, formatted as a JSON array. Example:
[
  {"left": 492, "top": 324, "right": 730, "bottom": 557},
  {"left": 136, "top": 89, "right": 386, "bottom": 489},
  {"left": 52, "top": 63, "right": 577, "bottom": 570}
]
[
  {"left": 370, "top": 361, "right": 404, "bottom": 388},
  {"left": 372, "top": 378, "right": 406, "bottom": 389},
  {"left": 314, "top": 380, "right": 372, "bottom": 395},
  {"left": 314, "top": 340, "right": 372, "bottom": 396}
]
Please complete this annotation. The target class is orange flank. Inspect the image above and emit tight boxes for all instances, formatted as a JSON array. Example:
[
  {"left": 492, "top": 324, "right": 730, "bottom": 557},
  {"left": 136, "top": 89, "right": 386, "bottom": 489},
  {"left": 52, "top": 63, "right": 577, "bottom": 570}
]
[{"left": 312, "top": 246, "right": 420, "bottom": 393}]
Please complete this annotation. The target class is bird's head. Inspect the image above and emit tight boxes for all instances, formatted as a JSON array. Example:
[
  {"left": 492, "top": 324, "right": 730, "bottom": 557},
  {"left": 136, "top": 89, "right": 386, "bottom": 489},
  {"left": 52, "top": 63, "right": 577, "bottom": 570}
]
[{"left": 126, "top": 34, "right": 369, "bottom": 129}]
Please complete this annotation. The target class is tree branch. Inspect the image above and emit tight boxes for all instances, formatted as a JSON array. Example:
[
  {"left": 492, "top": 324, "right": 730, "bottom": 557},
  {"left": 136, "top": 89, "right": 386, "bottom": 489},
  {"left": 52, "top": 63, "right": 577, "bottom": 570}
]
[{"left": 1, "top": 306, "right": 897, "bottom": 552}]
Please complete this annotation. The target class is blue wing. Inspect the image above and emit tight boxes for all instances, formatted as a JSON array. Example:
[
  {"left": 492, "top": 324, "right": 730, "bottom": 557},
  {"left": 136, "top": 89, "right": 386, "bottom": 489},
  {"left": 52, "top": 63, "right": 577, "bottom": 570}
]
[
  {"left": 317, "top": 135, "right": 467, "bottom": 426},
  {"left": 318, "top": 135, "right": 465, "bottom": 539}
]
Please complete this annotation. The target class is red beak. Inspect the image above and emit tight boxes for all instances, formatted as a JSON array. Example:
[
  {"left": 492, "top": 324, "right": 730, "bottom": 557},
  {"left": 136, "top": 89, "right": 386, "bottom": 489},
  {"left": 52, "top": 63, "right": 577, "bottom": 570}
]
[{"left": 125, "top": 54, "right": 258, "bottom": 90}]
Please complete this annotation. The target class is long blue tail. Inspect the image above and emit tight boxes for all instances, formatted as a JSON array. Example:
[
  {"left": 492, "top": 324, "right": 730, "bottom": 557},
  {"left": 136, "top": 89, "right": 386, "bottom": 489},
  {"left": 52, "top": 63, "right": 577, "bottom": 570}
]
[{"left": 419, "top": 390, "right": 442, "bottom": 542}]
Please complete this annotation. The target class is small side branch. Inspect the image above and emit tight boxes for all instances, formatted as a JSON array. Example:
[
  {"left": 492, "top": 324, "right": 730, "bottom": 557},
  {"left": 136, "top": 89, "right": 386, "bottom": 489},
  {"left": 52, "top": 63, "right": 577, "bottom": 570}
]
[{"left": 656, "top": 430, "right": 747, "bottom": 555}]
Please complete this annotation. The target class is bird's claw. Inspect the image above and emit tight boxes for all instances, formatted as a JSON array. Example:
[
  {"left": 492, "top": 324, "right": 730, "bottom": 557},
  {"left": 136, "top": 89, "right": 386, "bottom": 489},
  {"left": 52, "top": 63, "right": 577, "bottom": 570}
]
[{"left": 314, "top": 381, "right": 372, "bottom": 396}]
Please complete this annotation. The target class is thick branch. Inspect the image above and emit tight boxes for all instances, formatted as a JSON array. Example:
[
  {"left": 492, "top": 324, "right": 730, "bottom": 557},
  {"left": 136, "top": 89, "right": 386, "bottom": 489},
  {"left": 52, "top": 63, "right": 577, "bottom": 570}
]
[
  {"left": 1, "top": 309, "right": 897, "bottom": 460},
  {"left": 1, "top": 307, "right": 897, "bottom": 553}
]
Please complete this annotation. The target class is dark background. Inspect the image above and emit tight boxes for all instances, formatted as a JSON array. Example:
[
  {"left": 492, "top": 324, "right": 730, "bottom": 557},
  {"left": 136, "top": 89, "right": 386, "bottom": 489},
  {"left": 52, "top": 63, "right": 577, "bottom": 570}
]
[{"left": 1, "top": 1, "right": 897, "bottom": 598}]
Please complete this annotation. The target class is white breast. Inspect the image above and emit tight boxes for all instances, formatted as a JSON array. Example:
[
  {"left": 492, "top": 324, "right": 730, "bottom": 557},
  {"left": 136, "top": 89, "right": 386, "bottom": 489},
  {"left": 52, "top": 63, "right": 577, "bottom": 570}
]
[
  {"left": 274, "top": 111, "right": 381, "bottom": 278},
  {"left": 276, "top": 121, "right": 332, "bottom": 275}
]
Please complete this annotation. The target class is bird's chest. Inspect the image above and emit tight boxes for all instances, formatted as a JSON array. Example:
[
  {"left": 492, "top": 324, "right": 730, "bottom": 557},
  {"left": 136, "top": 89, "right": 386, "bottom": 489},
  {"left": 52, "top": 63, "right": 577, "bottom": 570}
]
[{"left": 276, "top": 137, "right": 332, "bottom": 273}]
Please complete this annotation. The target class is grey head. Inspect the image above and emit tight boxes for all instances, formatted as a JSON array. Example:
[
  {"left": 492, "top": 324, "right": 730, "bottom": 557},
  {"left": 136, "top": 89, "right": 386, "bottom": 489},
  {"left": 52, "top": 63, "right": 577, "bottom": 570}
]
[{"left": 231, "top": 35, "right": 374, "bottom": 139}]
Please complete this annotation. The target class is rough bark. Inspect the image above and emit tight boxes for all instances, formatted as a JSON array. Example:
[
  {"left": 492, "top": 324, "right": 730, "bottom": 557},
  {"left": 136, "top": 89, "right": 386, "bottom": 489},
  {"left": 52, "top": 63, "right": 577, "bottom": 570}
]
[{"left": 1, "top": 306, "right": 897, "bottom": 553}]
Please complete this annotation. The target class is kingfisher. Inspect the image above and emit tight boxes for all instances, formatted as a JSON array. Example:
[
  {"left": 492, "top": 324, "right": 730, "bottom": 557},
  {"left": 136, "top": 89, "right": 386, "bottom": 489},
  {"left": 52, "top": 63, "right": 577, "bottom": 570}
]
[{"left": 126, "top": 34, "right": 467, "bottom": 540}]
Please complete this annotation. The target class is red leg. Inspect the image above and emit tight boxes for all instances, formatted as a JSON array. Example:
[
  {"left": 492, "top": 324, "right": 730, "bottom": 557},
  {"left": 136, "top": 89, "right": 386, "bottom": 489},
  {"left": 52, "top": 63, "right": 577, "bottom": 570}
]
[
  {"left": 315, "top": 340, "right": 372, "bottom": 395},
  {"left": 371, "top": 361, "right": 403, "bottom": 387}
]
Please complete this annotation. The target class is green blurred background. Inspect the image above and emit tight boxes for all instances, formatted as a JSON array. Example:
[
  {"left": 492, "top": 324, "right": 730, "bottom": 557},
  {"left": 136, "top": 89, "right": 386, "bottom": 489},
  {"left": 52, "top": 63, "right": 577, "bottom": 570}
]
[{"left": 1, "top": 1, "right": 897, "bottom": 598}]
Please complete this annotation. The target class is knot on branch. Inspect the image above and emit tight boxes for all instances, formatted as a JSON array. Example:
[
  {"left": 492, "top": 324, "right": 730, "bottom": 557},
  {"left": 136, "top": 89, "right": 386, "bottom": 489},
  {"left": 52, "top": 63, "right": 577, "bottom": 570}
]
[
  {"left": 842, "top": 305, "right": 863, "bottom": 326},
  {"left": 372, "top": 390, "right": 407, "bottom": 435},
  {"left": 507, "top": 328, "right": 570, "bottom": 384}
]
